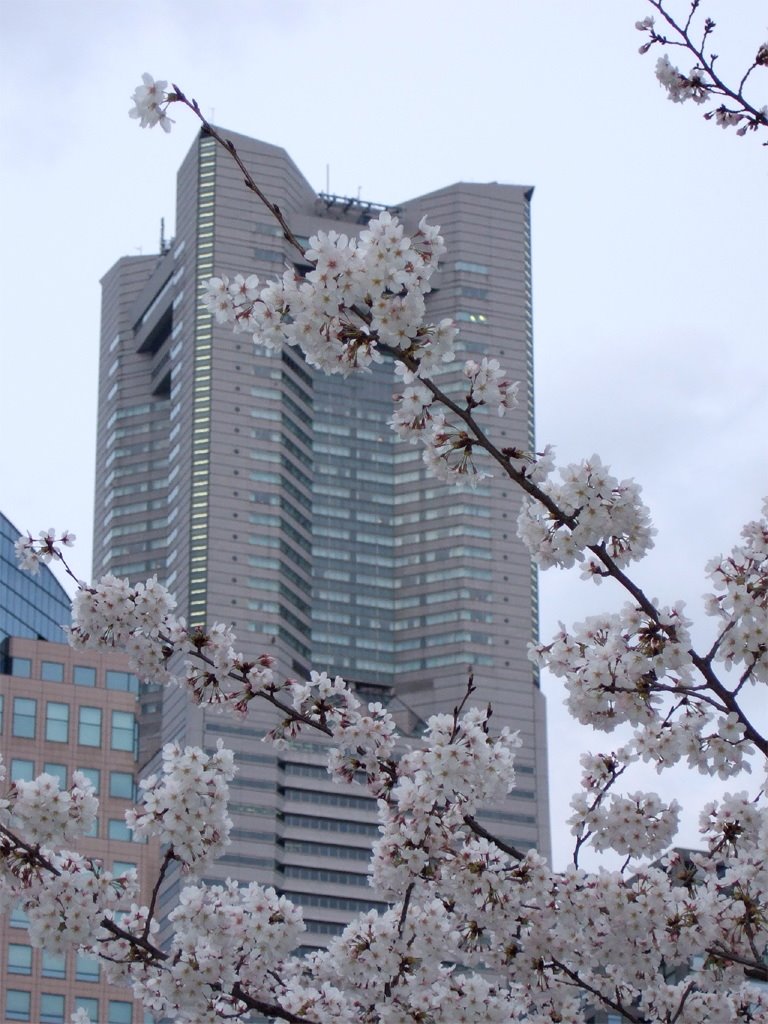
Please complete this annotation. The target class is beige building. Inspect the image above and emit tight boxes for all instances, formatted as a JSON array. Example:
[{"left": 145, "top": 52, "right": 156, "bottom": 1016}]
[
  {"left": 94, "top": 129, "right": 550, "bottom": 953},
  {"left": 1, "top": 637, "right": 157, "bottom": 1024}
]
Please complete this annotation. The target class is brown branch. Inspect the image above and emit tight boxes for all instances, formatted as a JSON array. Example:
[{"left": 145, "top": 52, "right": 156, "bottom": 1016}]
[
  {"left": 645, "top": 1, "right": 768, "bottom": 134},
  {"left": 463, "top": 815, "right": 526, "bottom": 860},
  {"left": 171, "top": 86, "right": 308, "bottom": 257}
]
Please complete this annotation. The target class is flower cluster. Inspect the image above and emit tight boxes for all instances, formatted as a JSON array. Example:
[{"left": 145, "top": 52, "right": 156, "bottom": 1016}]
[
  {"left": 570, "top": 787, "right": 681, "bottom": 859},
  {"left": 3, "top": 769, "right": 97, "bottom": 847},
  {"left": 517, "top": 455, "right": 655, "bottom": 572},
  {"left": 371, "top": 707, "right": 521, "bottom": 899},
  {"left": 464, "top": 357, "right": 519, "bottom": 416},
  {"left": 126, "top": 741, "right": 235, "bottom": 871},
  {"left": 127, "top": 881, "right": 304, "bottom": 1023},
  {"left": 655, "top": 54, "right": 710, "bottom": 105},
  {"left": 389, "top": 355, "right": 520, "bottom": 487},
  {"left": 69, "top": 573, "right": 178, "bottom": 682},
  {"left": 129, "top": 73, "right": 174, "bottom": 132},
  {"left": 533, "top": 602, "right": 693, "bottom": 731},
  {"left": 705, "top": 498, "right": 768, "bottom": 684},
  {"left": 13, "top": 527, "right": 75, "bottom": 575},
  {"left": 202, "top": 213, "right": 449, "bottom": 378},
  {"left": 17, "top": 852, "right": 133, "bottom": 956}
]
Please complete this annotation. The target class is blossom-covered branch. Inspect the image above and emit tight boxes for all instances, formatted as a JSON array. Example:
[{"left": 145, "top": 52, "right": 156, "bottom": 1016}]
[
  {"left": 637, "top": 0, "right": 768, "bottom": 141},
  {"left": 3, "top": 49, "right": 767, "bottom": 1022}
]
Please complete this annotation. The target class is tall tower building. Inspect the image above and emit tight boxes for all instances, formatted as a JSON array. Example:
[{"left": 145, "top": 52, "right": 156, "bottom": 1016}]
[{"left": 94, "top": 129, "right": 550, "bottom": 946}]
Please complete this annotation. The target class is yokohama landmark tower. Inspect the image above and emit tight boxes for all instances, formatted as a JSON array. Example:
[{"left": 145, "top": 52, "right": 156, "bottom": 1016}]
[{"left": 95, "top": 129, "right": 550, "bottom": 946}]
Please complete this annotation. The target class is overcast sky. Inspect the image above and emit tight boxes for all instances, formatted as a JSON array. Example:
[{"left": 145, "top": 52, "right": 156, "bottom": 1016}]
[{"left": 1, "top": 0, "right": 765, "bottom": 869}]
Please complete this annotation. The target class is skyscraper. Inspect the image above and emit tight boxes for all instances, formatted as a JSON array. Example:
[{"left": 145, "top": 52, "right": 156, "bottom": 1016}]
[{"left": 94, "top": 129, "right": 550, "bottom": 946}]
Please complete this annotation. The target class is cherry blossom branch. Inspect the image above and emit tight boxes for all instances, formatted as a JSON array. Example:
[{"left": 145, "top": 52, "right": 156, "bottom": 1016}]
[
  {"left": 170, "top": 85, "right": 308, "bottom": 257},
  {"left": 462, "top": 815, "right": 526, "bottom": 860},
  {"left": 547, "top": 960, "right": 646, "bottom": 1024},
  {"left": 637, "top": 1, "right": 768, "bottom": 141}
]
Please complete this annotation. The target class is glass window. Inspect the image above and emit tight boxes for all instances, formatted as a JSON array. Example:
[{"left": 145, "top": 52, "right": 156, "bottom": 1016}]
[
  {"left": 10, "top": 904, "right": 30, "bottom": 928},
  {"left": 7, "top": 943, "right": 32, "bottom": 974},
  {"left": 78, "top": 706, "right": 102, "bottom": 746},
  {"left": 40, "top": 992, "right": 65, "bottom": 1024},
  {"left": 43, "top": 763, "right": 67, "bottom": 787},
  {"left": 41, "top": 660, "right": 64, "bottom": 682},
  {"left": 41, "top": 951, "right": 66, "bottom": 979},
  {"left": 75, "top": 952, "right": 100, "bottom": 983},
  {"left": 75, "top": 997, "right": 99, "bottom": 1023},
  {"left": 110, "top": 710, "right": 136, "bottom": 752},
  {"left": 77, "top": 766, "right": 100, "bottom": 794},
  {"left": 5, "top": 989, "right": 31, "bottom": 1021},
  {"left": 74, "top": 665, "right": 97, "bottom": 687},
  {"left": 45, "top": 702, "right": 69, "bottom": 743},
  {"left": 105, "top": 670, "right": 139, "bottom": 694},
  {"left": 113, "top": 861, "right": 137, "bottom": 875},
  {"left": 10, "top": 759, "right": 35, "bottom": 782},
  {"left": 12, "top": 697, "right": 36, "bottom": 738},
  {"left": 109, "top": 771, "right": 135, "bottom": 799},
  {"left": 108, "top": 1000, "right": 133, "bottom": 1024},
  {"left": 108, "top": 818, "right": 132, "bottom": 842},
  {"left": 10, "top": 657, "right": 32, "bottom": 678}
]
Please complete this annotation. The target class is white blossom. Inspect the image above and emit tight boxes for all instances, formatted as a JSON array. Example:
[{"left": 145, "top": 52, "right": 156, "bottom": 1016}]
[{"left": 129, "top": 73, "right": 174, "bottom": 132}]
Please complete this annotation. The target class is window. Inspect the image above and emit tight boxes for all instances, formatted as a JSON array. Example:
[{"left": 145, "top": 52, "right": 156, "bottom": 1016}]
[
  {"left": 110, "top": 710, "right": 136, "bottom": 752},
  {"left": 455, "top": 259, "right": 488, "bottom": 274},
  {"left": 75, "top": 952, "right": 100, "bottom": 983},
  {"left": 108, "top": 818, "right": 132, "bottom": 841},
  {"left": 45, "top": 702, "right": 69, "bottom": 743},
  {"left": 10, "top": 656, "right": 32, "bottom": 678},
  {"left": 74, "top": 997, "right": 99, "bottom": 1023},
  {"left": 12, "top": 697, "right": 36, "bottom": 738},
  {"left": 41, "top": 660, "right": 64, "bottom": 682},
  {"left": 10, "top": 759, "right": 35, "bottom": 782},
  {"left": 5, "top": 989, "right": 31, "bottom": 1021},
  {"left": 44, "top": 763, "right": 67, "bottom": 787},
  {"left": 113, "top": 860, "right": 137, "bottom": 875},
  {"left": 78, "top": 706, "right": 102, "bottom": 746},
  {"left": 105, "top": 670, "right": 139, "bottom": 694},
  {"left": 108, "top": 1000, "right": 133, "bottom": 1024},
  {"left": 10, "top": 904, "right": 30, "bottom": 928},
  {"left": 74, "top": 665, "right": 97, "bottom": 686},
  {"left": 77, "top": 767, "right": 100, "bottom": 794},
  {"left": 7, "top": 943, "right": 32, "bottom": 974},
  {"left": 110, "top": 771, "right": 135, "bottom": 799},
  {"left": 40, "top": 992, "right": 65, "bottom": 1023},
  {"left": 41, "top": 951, "right": 66, "bottom": 978}
]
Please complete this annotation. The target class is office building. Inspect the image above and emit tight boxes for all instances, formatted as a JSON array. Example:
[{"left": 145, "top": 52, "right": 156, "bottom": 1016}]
[
  {"left": 0, "top": 512, "right": 71, "bottom": 644},
  {"left": 94, "top": 129, "right": 550, "bottom": 946},
  {"left": 1, "top": 515, "right": 155, "bottom": 1023}
]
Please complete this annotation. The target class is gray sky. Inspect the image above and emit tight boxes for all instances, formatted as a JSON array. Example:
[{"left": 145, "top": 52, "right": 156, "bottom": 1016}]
[{"left": 1, "top": 0, "right": 765, "bottom": 868}]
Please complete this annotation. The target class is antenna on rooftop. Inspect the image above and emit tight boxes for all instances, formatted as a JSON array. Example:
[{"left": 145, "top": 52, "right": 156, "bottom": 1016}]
[
  {"left": 159, "top": 217, "right": 167, "bottom": 254},
  {"left": 326, "top": 164, "right": 330, "bottom": 195}
]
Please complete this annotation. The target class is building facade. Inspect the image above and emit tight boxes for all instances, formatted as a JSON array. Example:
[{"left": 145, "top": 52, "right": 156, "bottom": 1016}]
[
  {"left": 0, "top": 512, "right": 71, "bottom": 644},
  {"left": 94, "top": 130, "right": 550, "bottom": 948},
  {"left": 1, "top": 517, "right": 155, "bottom": 1024}
]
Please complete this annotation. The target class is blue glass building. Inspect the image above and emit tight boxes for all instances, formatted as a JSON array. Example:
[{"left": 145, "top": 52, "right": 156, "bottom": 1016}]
[{"left": 0, "top": 512, "right": 71, "bottom": 645}]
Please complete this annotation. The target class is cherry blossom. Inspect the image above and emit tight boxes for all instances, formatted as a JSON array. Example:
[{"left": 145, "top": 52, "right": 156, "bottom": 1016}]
[
  {"left": 129, "top": 73, "right": 174, "bottom": 132},
  {"left": 4, "top": 27, "right": 768, "bottom": 1021}
]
